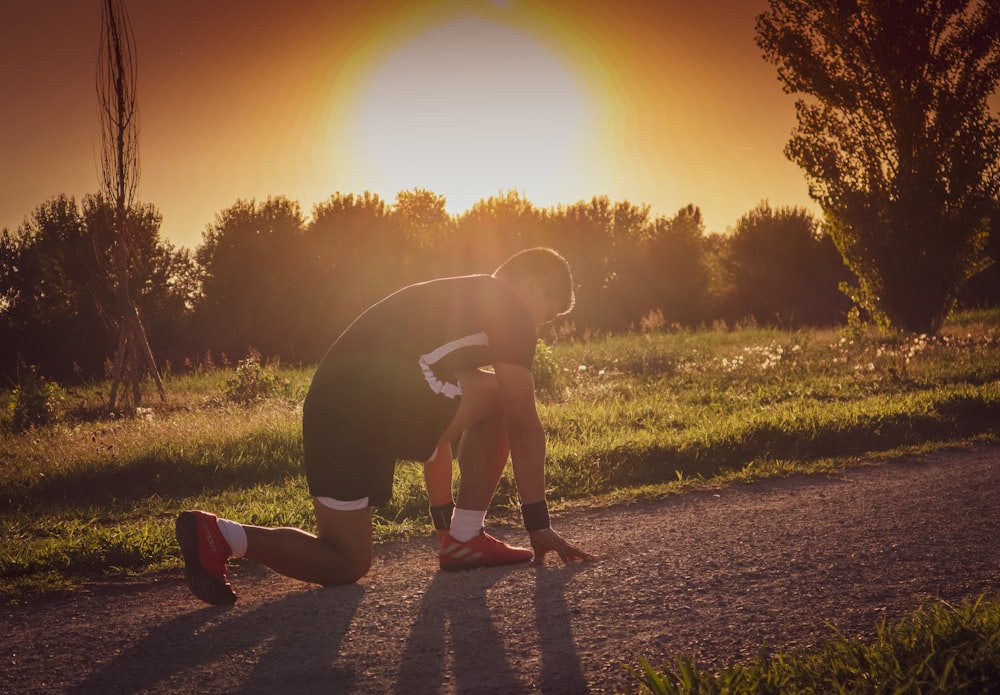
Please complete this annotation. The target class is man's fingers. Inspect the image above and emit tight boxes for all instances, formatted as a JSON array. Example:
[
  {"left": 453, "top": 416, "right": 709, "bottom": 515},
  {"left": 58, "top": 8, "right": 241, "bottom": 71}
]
[
  {"left": 557, "top": 544, "right": 594, "bottom": 565},
  {"left": 529, "top": 529, "right": 594, "bottom": 566},
  {"left": 547, "top": 542, "right": 595, "bottom": 566}
]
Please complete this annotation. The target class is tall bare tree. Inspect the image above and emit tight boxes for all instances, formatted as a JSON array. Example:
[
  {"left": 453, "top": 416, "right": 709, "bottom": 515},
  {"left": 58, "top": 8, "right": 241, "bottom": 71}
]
[{"left": 96, "top": 0, "right": 164, "bottom": 410}]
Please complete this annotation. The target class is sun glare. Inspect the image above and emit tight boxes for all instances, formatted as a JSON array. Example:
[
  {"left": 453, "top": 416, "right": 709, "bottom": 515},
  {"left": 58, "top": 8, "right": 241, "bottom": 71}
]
[{"left": 345, "top": 15, "right": 595, "bottom": 213}]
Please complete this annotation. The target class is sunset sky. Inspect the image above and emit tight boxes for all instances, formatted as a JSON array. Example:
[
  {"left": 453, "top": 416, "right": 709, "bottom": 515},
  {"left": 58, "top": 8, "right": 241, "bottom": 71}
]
[{"left": 2, "top": 0, "right": 818, "bottom": 250}]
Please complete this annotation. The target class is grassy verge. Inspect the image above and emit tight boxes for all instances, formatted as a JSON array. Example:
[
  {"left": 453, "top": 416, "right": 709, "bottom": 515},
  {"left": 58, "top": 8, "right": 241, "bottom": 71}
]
[
  {"left": 1, "top": 315, "right": 998, "bottom": 605},
  {"left": 627, "top": 594, "right": 1000, "bottom": 694}
]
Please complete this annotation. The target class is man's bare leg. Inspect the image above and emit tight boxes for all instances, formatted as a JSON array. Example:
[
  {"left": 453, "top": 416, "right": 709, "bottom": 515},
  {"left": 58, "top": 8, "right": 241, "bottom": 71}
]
[
  {"left": 435, "top": 368, "right": 510, "bottom": 510},
  {"left": 242, "top": 501, "right": 373, "bottom": 585},
  {"left": 424, "top": 441, "right": 454, "bottom": 507},
  {"left": 455, "top": 411, "right": 510, "bottom": 510},
  {"left": 438, "top": 409, "right": 533, "bottom": 568}
]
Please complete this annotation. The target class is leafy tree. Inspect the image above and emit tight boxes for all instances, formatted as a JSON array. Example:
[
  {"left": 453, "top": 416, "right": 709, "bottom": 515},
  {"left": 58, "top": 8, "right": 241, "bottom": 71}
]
[
  {"left": 392, "top": 188, "right": 452, "bottom": 247},
  {"left": 306, "top": 191, "right": 390, "bottom": 280},
  {"left": 454, "top": 190, "right": 546, "bottom": 273},
  {"left": 81, "top": 196, "right": 186, "bottom": 323},
  {"left": 81, "top": 196, "right": 199, "bottom": 367},
  {"left": 598, "top": 199, "right": 657, "bottom": 331},
  {"left": 756, "top": 0, "right": 1000, "bottom": 333},
  {"left": 194, "top": 197, "right": 307, "bottom": 360},
  {"left": 1, "top": 197, "right": 92, "bottom": 325},
  {"left": 645, "top": 205, "right": 713, "bottom": 327},
  {"left": 961, "top": 202, "right": 1000, "bottom": 308},
  {"left": 0, "top": 196, "right": 104, "bottom": 380},
  {"left": 0, "top": 195, "right": 190, "bottom": 382},
  {"left": 726, "top": 202, "right": 850, "bottom": 326},
  {"left": 298, "top": 191, "right": 393, "bottom": 355},
  {"left": 702, "top": 231, "right": 738, "bottom": 323},
  {"left": 541, "top": 196, "right": 629, "bottom": 333},
  {"left": 390, "top": 188, "right": 455, "bottom": 282}
]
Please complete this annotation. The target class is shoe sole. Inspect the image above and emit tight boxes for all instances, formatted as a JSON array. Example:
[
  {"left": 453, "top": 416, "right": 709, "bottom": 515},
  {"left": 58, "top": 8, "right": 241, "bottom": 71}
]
[
  {"left": 439, "top": 554, "right": 533, "bottom": 572},
  {"left": 175, "top": 512, "right": 237, "bottom": 606}
]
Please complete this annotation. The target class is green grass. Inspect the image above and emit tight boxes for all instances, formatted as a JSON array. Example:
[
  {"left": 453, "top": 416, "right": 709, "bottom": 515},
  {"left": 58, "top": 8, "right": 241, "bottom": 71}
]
[
  {"left": 627, "top": 594, "right": 1000, "bottom": 694},
  {"left": 3, "top": 314, "right": 999, "bottom": 688},
  {"left": 1, "top": 318, "right": 998, "bottom": 600}
]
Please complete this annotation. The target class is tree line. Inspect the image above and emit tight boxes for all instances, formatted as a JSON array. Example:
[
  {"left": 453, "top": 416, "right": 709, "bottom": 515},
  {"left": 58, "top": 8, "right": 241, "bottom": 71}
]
[
  {"left": 2, "top": 188, "right": 897, "bottom": 384},
  {"left": 3, "top": 186, "right": 999, "bottom": 385}
]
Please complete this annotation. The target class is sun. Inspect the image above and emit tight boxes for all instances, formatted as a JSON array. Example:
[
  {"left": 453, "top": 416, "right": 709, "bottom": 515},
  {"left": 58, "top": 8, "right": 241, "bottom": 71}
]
[{"left": 342, "top": 15, "right": 596, "bottom": 213}]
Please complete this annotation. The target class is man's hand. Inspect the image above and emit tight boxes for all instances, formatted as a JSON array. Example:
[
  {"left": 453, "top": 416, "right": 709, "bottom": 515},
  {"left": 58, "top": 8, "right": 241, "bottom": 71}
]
[{"left": 528, "top": 528, "right": 594, "bottom": 566}]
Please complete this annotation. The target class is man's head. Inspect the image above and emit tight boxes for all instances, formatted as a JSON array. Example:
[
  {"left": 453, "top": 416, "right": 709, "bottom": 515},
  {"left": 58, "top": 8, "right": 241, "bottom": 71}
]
[{"left": 493, "top": 247, "right": 575, "bottom": 328}]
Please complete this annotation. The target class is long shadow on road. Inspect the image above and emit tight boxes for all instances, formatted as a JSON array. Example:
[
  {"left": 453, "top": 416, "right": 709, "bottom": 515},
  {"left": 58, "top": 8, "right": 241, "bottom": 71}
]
[
  {"left": 395, "top": 568, "right": 531, "bottom": 695},
  {"left": 67, "top": 583, "right": 365, "bottom": 694},
  {"left": 393, "top": 561, "right": 591, "bottom": 695}
]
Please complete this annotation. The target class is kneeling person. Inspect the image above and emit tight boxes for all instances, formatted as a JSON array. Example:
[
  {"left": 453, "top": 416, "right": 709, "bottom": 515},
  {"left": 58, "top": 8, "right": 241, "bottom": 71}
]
[{"left": 176, "top": 247, "right": 593, "bottom": 605}]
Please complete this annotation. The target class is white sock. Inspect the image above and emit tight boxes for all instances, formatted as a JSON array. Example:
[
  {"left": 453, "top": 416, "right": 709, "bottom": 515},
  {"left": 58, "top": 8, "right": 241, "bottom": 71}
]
[
  {"left": 216, "top": 517, "right": 248, "bottom": 558},
  {"left": 449, "top": 508, "right": 486, "bottom": 542}
]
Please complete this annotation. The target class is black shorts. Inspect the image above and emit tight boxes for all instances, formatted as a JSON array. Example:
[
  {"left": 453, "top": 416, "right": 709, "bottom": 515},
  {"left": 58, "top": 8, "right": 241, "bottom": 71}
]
[{"left": 302, "top": 352, "right": 460, "bottom": 507}]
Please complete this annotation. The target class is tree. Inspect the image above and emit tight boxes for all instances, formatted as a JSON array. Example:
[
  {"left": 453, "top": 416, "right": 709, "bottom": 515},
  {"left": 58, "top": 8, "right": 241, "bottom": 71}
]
[
  {"left": 540, "top": 197, "right": 611, "bottom": 332},
  {"left": 756, "top": 0, "right": 1000, "bottom": 333},
  {"left": 599, "top": 199, "right": 656, "bottom": 331},
  {"left": 298, "top": 191, "right": 393, "bottom": 355},
  {"left": 645, "top": 205, "right": 713, "bottom": 327},
  {"left": 0, "top": 195, "right": 193, "bottom": 383},
  {"left": 0, "top": 197, "right": 105, "bottom": 380},
  {"left": 81, "top": 196, "right": 199, "bottom": 366},
  {"left": 390, "top": 188, "right": 455, "bottom": 282},
  {"left": 96, "top": 0, "right": 164, "bottom": 408},
  {"left": 726, "top": 202, "right": 850, "bottom": 326},
  {"left": 961, "top": 204, "right": 1000, "bottom": 307},
  {"left": 538, "top": 195, "right": 664, "bottom": 333},
  {"left": 455, "top": 190, "right": 546, "bottom": 273},
  {"left": 195, "top": 197, "right": 308, "bottom": 360}
]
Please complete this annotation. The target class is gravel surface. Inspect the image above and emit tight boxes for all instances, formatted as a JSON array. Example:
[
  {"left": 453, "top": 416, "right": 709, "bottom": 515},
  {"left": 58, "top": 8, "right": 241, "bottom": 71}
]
[{"left": 3, "top": 444, "right": 999, "bottom": 694}]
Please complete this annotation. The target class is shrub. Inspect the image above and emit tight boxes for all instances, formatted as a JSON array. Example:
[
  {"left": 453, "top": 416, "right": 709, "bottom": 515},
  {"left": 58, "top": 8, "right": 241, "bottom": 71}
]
[
  {"left": 533, "top": 339, "right": 568, "bottom": 401},
  {"left": 223, "top": 350, "right": 288, "bottom": 403},
  {"left": 6, "top": 365, "right": 63, "bottom": 431}
]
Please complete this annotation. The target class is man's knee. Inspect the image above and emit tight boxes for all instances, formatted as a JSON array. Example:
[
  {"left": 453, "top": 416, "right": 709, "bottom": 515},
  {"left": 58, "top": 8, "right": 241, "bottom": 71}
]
[
  {"left": 316, "top": 551, "right": 371, "bottom": 586},
  {"left": 312, "top": 502, "right": 373, "bottom": 585}
]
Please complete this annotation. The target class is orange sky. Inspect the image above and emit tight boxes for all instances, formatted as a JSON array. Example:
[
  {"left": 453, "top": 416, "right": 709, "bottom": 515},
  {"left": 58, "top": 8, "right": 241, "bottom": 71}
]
[{"left": 1, "top": 0, "right": 816, "bottom": 250}]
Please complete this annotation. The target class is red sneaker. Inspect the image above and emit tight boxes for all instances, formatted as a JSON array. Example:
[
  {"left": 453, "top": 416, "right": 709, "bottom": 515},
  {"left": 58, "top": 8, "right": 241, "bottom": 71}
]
[
  {"left": 175, "top": 510, "right": 236, "bottom": 605},
  {"left": 439, "top": 530, "right": 533, "bottom": 572}
]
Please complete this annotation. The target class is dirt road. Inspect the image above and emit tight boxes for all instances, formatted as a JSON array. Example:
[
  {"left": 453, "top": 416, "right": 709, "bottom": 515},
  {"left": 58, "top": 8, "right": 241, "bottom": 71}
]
[{"left": 3, "top": 445, "right": 999, "bottom": 694}]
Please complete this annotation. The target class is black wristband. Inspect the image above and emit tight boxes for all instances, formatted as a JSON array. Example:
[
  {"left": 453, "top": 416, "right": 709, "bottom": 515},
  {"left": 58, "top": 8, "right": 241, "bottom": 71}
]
[
  {"left": 521, "top": 500, "right": 550, "bottom": 532},
  {"left": 429, "top": 501, "right": 455, "bottom": 530}
]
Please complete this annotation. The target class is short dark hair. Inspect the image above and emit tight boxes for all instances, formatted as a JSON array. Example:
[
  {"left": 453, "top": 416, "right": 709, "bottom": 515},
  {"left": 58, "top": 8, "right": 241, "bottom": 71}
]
[{"left": 493, "top": 247, "right": 575, "bottom": 316}]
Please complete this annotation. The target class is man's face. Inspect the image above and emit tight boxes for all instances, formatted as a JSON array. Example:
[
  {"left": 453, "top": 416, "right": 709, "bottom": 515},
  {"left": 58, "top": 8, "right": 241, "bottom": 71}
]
[
  {"left": 526, "top": 283, "right": 564, "bottom": 332},
  {"left": 540, "top": 296, "right": 563, "bottom": 326}
]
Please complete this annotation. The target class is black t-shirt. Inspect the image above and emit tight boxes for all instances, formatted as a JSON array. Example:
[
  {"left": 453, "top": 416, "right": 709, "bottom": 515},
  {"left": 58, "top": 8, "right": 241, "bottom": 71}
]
[{"left": 321, "top": 274, "right": 537, "bottom": 398}]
